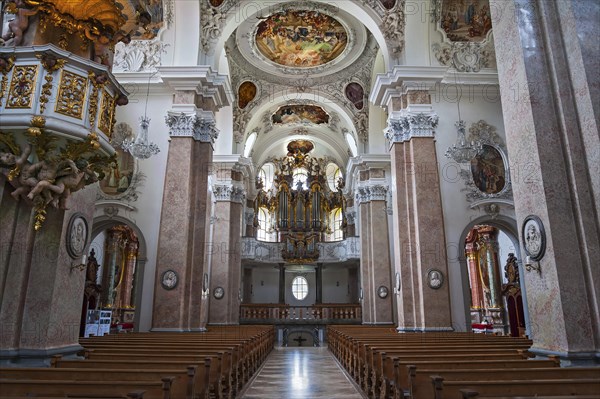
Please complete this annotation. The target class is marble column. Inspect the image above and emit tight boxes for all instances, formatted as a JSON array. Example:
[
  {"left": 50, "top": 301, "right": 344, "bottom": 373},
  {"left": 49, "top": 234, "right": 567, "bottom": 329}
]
[
  {"left": 385, "top": 90, "right": 453, "bottom": 332},
  {"left": 465, "top": 229, "right": 484, "bottom": 312},
  {"left": 208, "top": 181, "right": 245, "bottom": 325},
  {"left": 0, "top": 185, "right": 97, "bottom": 363},
  {"left": 491, "top": 0, "right": 600, "bottom": 362},
  {"left": 357, "top": 182, "right": 393, "bottom": 324},
  {"left": 151, "top": 106, "right": 219, "bottom": 331}
]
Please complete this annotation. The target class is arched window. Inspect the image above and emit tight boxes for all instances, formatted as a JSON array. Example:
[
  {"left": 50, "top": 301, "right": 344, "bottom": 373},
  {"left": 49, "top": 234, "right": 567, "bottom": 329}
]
[
  {"left": 345, "top": 132, "right": 358, "bottom": 157},
  {"left": 326, "top": 162, "right": 343, "bottom": 192},
  {"left": 292, "top": 276, "right": 308, "bottom": 300},
  {"left": 326, "top": 208, "right": 344, "bottom": 241},
  {"left": 256, "top": 207, "right": 276, "bottom": 242},
  {"left": 259, "top": 162, "right": 275, "bottom": 192},
  {"left": 292, "top": 167, "right": 308, "bottom": 190},
  {"left": 243, "top": 132, "right": 257, "bottom": 158}
]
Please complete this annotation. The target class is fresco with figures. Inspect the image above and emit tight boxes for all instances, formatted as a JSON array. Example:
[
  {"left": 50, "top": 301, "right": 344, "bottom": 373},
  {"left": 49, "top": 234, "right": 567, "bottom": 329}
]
[
  {"left": 100, "top": 148, "right": 134, "bottom": 196},
  {"left": 272, "top": 105, "right": 329, "bottom": 125},
  {"left": 470, "top": 145, "right": 506, "bottom": 194},
  {"left": 441, "top": 0, "right": 492, "bottom": 41},
  {"left": 255, "top": 10, "right": 348, "bottom": 68}
]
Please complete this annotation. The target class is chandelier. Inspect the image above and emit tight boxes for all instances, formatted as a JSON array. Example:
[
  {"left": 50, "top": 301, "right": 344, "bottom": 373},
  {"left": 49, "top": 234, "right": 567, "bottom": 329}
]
[
  {"left": 445, "top": 120, "right": 483, "bottom": 163},
  {"left": 122, "top": 116, "right": 160, "bottom": 159},
  {"left": 122, "top": 73, "right": 160, "bottom": 159},
  {"left": 444, "top": 74, "right": 483, "bottom": 163}
]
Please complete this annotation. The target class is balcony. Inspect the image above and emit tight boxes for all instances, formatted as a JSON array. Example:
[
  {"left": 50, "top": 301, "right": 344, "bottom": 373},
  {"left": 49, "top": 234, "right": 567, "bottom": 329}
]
[
  {"left": 241, "top": 236, "right": 360, "bottom": 264},
  {"left": 240, "top": 303, "right": 362, "bottom": 325}
]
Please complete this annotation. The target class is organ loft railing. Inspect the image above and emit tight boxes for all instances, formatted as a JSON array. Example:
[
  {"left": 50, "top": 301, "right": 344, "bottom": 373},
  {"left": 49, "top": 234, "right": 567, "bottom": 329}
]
[{"left": 254, "top": 140, "right": 346, "bottom": 263}]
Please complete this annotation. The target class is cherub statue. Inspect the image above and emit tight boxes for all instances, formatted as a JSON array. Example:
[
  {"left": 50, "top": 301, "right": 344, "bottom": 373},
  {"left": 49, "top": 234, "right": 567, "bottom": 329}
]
[
  {"left": 1, "top": 0, "right": 38, "bottom": 46},
  {"left": 26, "top": 158, "right": 88, "bottom": 208},
  {"left": 0, "top": 143, "right": 32, "bottom": 200}
]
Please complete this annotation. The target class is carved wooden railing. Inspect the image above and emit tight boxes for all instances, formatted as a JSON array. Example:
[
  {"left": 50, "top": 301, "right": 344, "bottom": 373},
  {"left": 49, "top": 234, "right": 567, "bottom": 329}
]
[{"left": 240, "top": 303, "right": 362, "bottom": 324}]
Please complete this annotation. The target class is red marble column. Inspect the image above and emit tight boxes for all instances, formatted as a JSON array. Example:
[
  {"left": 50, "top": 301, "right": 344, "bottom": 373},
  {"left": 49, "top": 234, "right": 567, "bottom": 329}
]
[
  {"left": 152, "top": 109, "right": 217, "bottom": 332},
  {"left": 465, "top": 229, "right": 484, "bottom": 310}
]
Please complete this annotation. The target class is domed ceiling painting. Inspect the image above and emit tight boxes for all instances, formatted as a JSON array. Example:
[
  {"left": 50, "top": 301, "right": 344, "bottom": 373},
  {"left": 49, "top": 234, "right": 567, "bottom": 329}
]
[
  {"left": 272, "top": 105, "right": 329, "bottom": 125},
  {"left": 255, "top": 10, "right": 348, "bottom": 68}
]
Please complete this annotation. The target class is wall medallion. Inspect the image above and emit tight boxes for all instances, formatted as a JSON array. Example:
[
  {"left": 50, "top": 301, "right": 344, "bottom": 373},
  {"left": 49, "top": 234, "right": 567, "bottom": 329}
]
[
  {"left": 377, "top": 285, "right": 389, "bottom": 298},
  {"left": 161, "top": 270, "right": 179, "bottom": 290},
  {"left": 213, "top": 286, "right": 225, "bottom": 299},
  {"left": 521, "top": 215, "right": 546, "bottom": 262},
  {"left": 427, "top": 269, "right": 444, "bottom": 289},
  {"left": 66, "top": 214, "right": 88, "bottom": 259}
]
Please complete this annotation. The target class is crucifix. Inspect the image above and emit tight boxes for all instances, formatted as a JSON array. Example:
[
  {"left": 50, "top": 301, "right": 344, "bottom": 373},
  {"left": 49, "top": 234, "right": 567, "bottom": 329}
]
[{"left": 293, "top": 335, "right": 307, "bottom": 347}]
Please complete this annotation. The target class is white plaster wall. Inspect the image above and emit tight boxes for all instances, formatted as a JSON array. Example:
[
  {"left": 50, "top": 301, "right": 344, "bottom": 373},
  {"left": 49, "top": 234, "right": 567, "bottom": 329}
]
[
  {"left": 403, "top": 0, "right": 433, "bottom": 65},
  {"left": 105, "top": 87, "right": 173, "bottom": 332},
  {"left": 369, "top": 50, "right": 388, "bottom": 154},
  {"left": 250, "top": 268, "right": 278, "bottom": 303},
  {"left": 322, "top": 268, "right": 350, "bottom": 303},
  {"left": 431, "top": 85, "right": 511, "bottom": 331}
]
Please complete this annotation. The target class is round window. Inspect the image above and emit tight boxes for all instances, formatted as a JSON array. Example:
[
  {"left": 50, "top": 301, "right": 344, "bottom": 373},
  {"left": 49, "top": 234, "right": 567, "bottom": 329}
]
[{"left": 291, "top": 276, "right": 308, "bottom": 300}]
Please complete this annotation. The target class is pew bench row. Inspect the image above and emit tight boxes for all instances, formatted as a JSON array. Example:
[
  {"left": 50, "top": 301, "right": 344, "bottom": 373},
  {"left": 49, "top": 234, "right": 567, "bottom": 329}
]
[{"left": 327, "top": 325, "right": 600, "bottom": 399}]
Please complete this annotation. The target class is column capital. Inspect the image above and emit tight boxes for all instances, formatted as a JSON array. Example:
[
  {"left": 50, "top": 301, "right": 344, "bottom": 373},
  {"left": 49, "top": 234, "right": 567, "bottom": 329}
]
[
  {"left": 356, "top": 185, "right": 388, "bottom": 205},
  {"left": 213, "top": 184, "right": 246, "bottom": 204},
  {"left": 165, "top": 110, "right": 219, "bottom": 143},
  {"left": 385, "top": 111, "right": 439, "bottom": 145}
]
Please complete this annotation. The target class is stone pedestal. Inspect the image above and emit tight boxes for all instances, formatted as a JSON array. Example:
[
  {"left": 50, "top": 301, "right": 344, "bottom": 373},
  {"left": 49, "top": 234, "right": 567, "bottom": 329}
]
[
  {"left": 0, "top": 185, "right": 97, "bottom": 364},
  {"left": 491, "top": 0, "right": 600, "bottom": 362}
]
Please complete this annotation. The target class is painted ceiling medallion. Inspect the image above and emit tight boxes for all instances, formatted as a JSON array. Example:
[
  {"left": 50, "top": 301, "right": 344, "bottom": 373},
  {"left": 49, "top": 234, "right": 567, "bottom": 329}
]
[
  {"left": 273, "top": 105, "right": 329, "bottom": 125},
  {"left": 287, "top": 140, "right": 314, "bottom": 156},
  {"left": 238, "top": 81, "right": 257, "bottom": 109},
  {"left": 440, "top": 0, "right": 492, "bottom": 42},
  {"left": 255, "top": 10, "right": 348, "bottom": 68}
]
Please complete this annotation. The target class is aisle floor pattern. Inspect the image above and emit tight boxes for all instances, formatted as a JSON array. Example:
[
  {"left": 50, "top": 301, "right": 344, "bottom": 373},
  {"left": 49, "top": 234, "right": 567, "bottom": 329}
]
[{"left": 240, "top": 346, "right": 365, "bottom": 399}]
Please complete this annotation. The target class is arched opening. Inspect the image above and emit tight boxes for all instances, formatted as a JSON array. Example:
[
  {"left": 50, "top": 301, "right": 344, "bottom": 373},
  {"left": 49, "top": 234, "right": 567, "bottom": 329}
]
[
  {"left": 81, "top": 216, "right": 148, "bottom": 334},
  {"left": 458, "top": 216, "right": 530, "bottom": 337}
]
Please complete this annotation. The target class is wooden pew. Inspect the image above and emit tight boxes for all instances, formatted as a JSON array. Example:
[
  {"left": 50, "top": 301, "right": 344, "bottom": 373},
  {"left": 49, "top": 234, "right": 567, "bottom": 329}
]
[
  {"left": 52, "top": 356, "right": 213, "bottom": 399},
  {"left": 0, "top": 378, "right": 173, "bottom": 399},
  {"left": 0, "top": 393, "right": 146, "bottom": 399},
  {"left": 431, "top": 376, "right": 600, "bottom": 399},
  {"left": 407, "top": 367, "right": 600, "bottom": 399},
  {"left": 459, "top": 392, "right": 600, "bottom": 399}
]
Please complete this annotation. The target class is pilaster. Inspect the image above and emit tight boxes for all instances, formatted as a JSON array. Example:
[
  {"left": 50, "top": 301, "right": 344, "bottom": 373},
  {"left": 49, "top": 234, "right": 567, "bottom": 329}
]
[
  {"left": 356, "top": 183, "right": 393, "bottom": 325},
  {"left": 491, "top": 0, "right": 600, "bottom": 362},
  {"left": 376, "top": 72, "right": 453, "bottom": 332},
  {"left": 152, "top": 79, "right": 227, "bottom": 331}
]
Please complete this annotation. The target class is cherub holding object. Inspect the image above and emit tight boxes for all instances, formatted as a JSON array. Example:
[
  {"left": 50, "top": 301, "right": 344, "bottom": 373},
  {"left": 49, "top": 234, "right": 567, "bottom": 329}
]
[{"left": 1, "top": 0, "right": 38, "bottom": 46}]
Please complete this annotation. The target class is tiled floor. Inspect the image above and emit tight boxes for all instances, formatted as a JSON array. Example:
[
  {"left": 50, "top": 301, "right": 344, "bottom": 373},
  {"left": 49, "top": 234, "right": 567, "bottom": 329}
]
[{"left": 240, "top": 346, "right": 366, "bottom": 399}]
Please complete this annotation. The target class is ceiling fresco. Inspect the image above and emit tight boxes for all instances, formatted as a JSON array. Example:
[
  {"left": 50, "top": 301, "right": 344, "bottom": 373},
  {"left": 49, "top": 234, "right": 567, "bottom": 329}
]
[
  {"left": 255, "top": 10, "right": 348, "bottom": 68},
  {"left": 272, "top": 105, "right": 330, "bottom": 125}
]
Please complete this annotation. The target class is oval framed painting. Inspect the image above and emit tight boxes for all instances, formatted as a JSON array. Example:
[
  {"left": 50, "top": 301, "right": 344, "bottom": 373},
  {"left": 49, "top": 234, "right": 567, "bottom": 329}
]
[{"left": 470, "top": 144, "right": 506, "bottom": 195}]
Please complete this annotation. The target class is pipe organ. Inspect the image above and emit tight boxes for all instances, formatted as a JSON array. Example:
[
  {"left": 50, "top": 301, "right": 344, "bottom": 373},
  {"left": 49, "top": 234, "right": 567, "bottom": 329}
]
[{"left": 254, "top": 140, "right": 345, "bottom": 263}]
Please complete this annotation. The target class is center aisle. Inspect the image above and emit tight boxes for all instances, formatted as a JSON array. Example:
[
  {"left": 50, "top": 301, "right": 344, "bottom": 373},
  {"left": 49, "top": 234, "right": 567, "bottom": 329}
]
[{"left": 240, "top": 346, "right": 365, "bottom": 399}]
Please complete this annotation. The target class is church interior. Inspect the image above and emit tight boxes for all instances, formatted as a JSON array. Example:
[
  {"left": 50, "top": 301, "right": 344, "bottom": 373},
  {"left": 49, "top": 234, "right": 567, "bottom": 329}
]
[{"left": 0, "top": 0, "right": 598, "bottom": 397}]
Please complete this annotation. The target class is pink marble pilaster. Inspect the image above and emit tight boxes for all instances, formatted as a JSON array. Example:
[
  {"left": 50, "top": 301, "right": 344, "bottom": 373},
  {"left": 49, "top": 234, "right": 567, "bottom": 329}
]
[
  {"left": 491, "top": 0, "right": 599, "bottom": 358},
  {"left": 208, "top": 199, "right": 242, "bottom": 325},
  {"left": 152, "top": 138, "right": 213, "bottom": 331}
]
